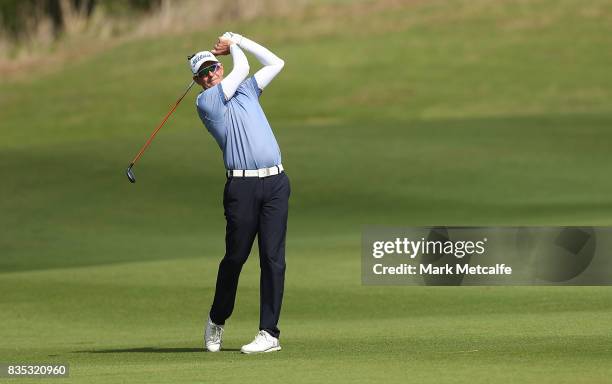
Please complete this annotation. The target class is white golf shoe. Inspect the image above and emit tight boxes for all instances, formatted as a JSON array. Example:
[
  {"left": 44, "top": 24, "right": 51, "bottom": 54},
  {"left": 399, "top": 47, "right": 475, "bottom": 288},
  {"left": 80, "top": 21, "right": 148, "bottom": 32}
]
[
  {"left": 240, "top": 330, "right": 281, "bottom": 354},
  {"left": 204, "top": 317, "right": 224, "bottom": 352}
]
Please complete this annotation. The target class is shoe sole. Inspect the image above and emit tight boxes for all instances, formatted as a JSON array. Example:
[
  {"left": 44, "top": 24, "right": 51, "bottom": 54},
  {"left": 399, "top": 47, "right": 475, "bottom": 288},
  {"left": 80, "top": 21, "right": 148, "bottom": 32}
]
[
  {"left": 241, "top": 346, "right": 281, "bottom": 354},
  {"left": 205, "top": 344, "right": 222, "bottom": 352}
]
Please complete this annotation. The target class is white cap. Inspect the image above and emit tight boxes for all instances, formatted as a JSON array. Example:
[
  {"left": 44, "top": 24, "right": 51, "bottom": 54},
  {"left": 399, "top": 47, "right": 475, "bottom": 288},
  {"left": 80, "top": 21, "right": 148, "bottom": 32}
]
[{"left": 188, "top": 51, "right": 219, "bottom": 75}]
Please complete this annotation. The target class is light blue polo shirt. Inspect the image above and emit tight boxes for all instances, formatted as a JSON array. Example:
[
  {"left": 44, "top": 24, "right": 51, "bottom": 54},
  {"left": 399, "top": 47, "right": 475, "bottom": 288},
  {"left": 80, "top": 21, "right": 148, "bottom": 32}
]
[{"left": 196, "top": 76, "right": 282, "bottom": 170}]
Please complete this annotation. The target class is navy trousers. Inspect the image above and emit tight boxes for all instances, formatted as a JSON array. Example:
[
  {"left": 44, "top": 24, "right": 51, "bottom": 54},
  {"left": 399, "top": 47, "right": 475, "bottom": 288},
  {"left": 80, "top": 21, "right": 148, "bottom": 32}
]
[{"left": 209, "top": 172, "right": 290, "bottom": 339}]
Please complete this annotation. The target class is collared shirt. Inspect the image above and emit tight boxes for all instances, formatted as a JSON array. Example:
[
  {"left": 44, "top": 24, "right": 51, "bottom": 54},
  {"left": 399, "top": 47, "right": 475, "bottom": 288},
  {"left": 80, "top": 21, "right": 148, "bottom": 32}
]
[{"left": 196, "top": 76, "right": 282, "bottom": 170}]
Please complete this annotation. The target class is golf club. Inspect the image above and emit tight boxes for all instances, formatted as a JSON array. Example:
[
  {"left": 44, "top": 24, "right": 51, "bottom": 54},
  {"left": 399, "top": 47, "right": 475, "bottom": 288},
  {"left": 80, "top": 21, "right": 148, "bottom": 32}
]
[{"left": 126, "top": 79, "right": 195, "bottom": 183}]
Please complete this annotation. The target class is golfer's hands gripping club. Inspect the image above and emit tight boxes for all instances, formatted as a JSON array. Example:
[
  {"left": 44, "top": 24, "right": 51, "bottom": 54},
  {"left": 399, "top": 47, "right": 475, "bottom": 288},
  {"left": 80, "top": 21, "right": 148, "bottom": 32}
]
[{"left": 211, "top": 36, "right": 233, "bottom": 56}]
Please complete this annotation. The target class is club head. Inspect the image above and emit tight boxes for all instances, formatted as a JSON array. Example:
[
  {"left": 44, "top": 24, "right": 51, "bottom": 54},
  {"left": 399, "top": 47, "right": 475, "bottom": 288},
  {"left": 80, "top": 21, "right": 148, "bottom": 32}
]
[{"left": 126, "top": 163, "right": 136, "bottom": 183}]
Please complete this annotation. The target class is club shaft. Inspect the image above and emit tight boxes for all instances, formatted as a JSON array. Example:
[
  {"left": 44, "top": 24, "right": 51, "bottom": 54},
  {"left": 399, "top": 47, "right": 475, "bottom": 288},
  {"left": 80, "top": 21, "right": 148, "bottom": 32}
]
[{"left": 130, "top": 80, "right": 195, "bottom": 165}]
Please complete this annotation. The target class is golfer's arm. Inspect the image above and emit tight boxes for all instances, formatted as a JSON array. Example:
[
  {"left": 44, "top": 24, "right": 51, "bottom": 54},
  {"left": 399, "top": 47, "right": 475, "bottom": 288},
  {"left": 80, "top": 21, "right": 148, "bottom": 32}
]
[
  {"left": 237, "top": 37, "right": 284, "bottom": 90},
  {"left": 220, "top": 44, "right": 249, "bottom": 100}
]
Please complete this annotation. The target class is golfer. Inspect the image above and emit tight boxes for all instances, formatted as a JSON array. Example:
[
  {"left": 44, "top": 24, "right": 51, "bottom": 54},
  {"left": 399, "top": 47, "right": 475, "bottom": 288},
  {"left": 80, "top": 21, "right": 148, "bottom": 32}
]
[{"left": 189, "top": 32, "right": 289, "bottom": 354}]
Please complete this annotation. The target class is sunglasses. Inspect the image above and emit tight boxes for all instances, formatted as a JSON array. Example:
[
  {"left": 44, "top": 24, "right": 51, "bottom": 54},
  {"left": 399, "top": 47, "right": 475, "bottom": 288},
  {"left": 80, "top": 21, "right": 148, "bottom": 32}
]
[{"left": 197, "top": 63, "right": 221, "bottom": 77}]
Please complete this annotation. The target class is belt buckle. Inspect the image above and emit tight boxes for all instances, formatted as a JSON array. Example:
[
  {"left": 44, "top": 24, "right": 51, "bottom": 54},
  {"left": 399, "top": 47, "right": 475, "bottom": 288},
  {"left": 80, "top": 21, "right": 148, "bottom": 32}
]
[{"left": 258, "top": 168, "right": 267, "bottom": 178}]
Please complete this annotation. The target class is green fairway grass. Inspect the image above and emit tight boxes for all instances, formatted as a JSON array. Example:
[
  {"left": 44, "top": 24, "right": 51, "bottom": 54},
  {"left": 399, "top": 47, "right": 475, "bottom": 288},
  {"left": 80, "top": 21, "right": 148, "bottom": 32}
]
[{"left": 1, "top": 0, "right": 612, "bottom": 382}]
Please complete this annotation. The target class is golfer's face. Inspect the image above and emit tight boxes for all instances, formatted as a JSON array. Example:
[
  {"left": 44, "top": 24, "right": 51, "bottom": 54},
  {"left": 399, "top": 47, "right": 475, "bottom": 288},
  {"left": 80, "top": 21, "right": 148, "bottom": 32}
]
[{"left": 200, "top": 63, "right": 223, "bottom": 89}]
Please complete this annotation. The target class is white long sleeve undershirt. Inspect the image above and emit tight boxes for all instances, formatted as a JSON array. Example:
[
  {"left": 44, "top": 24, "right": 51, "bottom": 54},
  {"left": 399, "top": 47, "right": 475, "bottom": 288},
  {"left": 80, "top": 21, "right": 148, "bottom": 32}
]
[
  {"left": 238, "top": 36, "right": 285, "bottom": 90},
  {"left": 219, "top": 35, "right": 284, "bottom": 100},
  {"left": 220, "top": 44, "right": 249, "bottom": 100}
]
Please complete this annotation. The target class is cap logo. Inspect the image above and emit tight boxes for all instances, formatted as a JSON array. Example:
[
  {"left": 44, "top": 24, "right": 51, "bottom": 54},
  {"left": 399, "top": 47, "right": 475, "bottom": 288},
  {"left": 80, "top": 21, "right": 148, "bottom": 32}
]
[{"left": 191, "top": 52, "right": 213, "bottom": 67}]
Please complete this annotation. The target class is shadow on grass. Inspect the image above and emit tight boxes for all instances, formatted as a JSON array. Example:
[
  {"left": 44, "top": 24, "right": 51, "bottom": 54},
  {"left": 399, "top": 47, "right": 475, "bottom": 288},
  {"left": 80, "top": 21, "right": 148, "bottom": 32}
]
[{"left": 75, "top": 347, "right": 241, "bottom": 353}]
